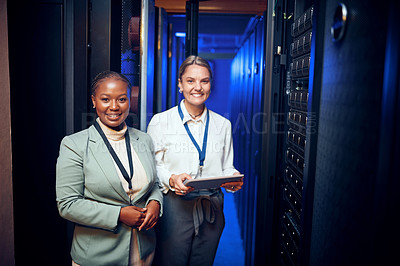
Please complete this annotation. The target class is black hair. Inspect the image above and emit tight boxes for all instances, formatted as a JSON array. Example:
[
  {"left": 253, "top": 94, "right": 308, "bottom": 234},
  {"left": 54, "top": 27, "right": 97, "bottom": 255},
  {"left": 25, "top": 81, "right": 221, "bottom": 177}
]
[{"left": 91, "top": 70, "right": 131, "bottom": 95}]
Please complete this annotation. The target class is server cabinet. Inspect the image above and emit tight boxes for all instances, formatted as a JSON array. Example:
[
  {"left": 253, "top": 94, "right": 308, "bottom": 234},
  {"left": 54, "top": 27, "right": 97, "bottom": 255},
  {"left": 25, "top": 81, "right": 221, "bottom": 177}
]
[
  {"left": 256, "top": 0, "right": 399, "bottom": 265},
  {"left": 154, "top": 7, "right": 168, "bottom": 113},
  {"left": 139, "top": 0, "right": 156, "bottom": 130},
  {"left": 72, "top": 0, "right": 90, "bottom": 132},
  {"left": 246, "top": 19, "right": 265, "bottom": 266},
  {"left": 121, "top": 0, "right": 142, "bottom": 129},
  {"left": 279, "top": 5, "right": 313, "bottom": 265},
  {"left": 89, "top": 0, "right": 156, "bottom": 130},
  {"left": 269, "top": 0, "right": 398, "bottom": 265},
  {"left": 166, "top": 23, "right": 185, "bottom": 109},
  {"left": 230, "top": 16, "right": 265, "bottom": 266},
  {"left": 373, "top": 2, "right": 400, "bottom": 263},
  {"left": 307, "top": 0, "right": 391, "bottom": 264},
  {"left": 8, "top": 0, "right": 69, "bottom": 264},
  {"left": 254, "top": 0, "right": 315, "bottom": 265}
]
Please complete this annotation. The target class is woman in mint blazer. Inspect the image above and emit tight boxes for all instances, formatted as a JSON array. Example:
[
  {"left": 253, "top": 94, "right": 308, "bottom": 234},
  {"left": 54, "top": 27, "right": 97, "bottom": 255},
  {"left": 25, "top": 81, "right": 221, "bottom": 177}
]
[{"left": 56, "top": 71, "right": 163, "bottom": 266}]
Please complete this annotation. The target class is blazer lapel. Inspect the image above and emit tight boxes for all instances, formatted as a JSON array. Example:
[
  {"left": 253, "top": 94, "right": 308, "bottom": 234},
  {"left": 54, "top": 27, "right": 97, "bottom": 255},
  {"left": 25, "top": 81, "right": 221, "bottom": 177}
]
[
  {"left": 128, "top": 130, "right": 154, "bottom": 199},
  {"left": 88, "top": 126, "right": 131, "bottom": 203}
]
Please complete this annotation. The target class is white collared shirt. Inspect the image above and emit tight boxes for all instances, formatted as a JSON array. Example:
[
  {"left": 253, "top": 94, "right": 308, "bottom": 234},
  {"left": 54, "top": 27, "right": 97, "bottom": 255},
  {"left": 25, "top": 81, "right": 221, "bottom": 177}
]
[{"left": 147, "top": 100, "right": 238, "bottom": 193}]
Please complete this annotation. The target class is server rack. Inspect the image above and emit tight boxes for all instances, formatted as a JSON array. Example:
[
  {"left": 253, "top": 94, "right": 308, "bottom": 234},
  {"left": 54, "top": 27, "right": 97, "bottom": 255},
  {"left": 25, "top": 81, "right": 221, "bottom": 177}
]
[
  {"left": 121, "top": 0, "right": 142, "bottom": 129},
  {"left": 274, "top": 0, "right": 397, "bottom": 265},
  {"left": 256, "top": 0, "right": 399, "bottom": 265},
  {"left": 155, "top": 6, "right": 168, "bottom": 113},
  {"left": 230, "top": 16, "right": 265, "bottom": 266},
  {"left": 279, "top": 5, "right": 313, "bottom": 265}
]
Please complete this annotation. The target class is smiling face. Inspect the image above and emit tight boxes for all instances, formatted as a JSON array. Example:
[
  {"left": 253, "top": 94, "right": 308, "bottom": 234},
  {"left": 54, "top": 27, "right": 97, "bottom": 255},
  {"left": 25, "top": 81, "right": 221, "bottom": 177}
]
[
  {"left": 91, "top": 78, "right": 130, "bottom": 130},
  {"left": 178, "top": 64, "right": 211, "bottom": 111}
]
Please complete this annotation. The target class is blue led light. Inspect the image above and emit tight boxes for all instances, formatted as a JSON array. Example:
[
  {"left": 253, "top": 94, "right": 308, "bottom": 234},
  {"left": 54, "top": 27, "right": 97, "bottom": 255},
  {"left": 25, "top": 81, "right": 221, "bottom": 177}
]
[{"left": 175, "top": 32, "right": 186, "bottom": 38}]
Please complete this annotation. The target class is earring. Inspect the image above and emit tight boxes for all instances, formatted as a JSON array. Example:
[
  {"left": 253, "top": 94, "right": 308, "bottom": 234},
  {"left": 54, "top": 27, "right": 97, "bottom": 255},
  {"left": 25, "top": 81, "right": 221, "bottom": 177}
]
[
  {"left": 93, "top": 106, "right": 95, "bottom": 109},
  {"left": 179, "top": 89, "right": 183, "bottom": 93}
]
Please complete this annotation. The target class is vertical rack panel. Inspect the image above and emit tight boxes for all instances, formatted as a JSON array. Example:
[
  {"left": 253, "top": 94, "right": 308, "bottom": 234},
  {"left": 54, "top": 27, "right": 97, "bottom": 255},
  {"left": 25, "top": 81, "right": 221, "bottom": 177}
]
[
  {"left": 236, "top": 38, "right": 249, "bottom": 241},
  {"left": 279, "top": 5, "right": 313, "bottom": 265},
  {"left": 155, "top": 7, "right": 168, "bottom": 113},
  {"left": 139, "top": 0, "right": 156, "bottom": 130},
  {"left": 246, "top": 18, "right": 265, "bottom": 266},
  {"left": 230, "top": 17, "right": 266, "bottom": 266},
  {"left": 243, "top": 29, "right": 256, "bottom": 266},
  {"left": 121, "top": 0, "right": 141, "bottom": 128}
]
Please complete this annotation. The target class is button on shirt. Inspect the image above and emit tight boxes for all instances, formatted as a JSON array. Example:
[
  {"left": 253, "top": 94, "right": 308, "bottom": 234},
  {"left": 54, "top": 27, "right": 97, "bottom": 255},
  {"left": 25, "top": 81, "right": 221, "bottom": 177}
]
[{"left": 147, "top": 100, "right": 238, "bottom": 193}]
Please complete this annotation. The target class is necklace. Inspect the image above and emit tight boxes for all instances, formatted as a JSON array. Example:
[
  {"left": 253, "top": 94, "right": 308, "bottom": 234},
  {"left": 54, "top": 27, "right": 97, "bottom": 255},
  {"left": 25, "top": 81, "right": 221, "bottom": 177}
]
[
  {"left": 188, "top": 111, "right": 203, "bottom": 119},
  {"left": 187, "top": 106, "right": 205, "bottom": 119},
  {"left": 183, "top": 100, "right": 205, "bottom": 119}
]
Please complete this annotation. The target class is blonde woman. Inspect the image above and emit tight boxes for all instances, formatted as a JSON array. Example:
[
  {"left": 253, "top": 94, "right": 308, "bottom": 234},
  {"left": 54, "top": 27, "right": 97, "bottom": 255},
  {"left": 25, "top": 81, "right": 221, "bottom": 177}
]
[{"left": 147, "top": 56, "right": 243, "bottom": 266}]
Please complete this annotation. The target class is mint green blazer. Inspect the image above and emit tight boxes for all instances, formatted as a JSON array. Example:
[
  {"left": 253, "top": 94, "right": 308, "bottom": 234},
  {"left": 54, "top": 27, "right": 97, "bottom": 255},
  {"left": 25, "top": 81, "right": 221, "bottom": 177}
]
[{"left": 56, "top": 125, "right": 163, "bottom": 266}]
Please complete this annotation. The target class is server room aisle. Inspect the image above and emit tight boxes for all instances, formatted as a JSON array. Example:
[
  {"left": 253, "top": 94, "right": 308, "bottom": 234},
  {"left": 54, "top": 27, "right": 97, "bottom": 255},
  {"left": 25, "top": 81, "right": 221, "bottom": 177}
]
[{"left": 214, "top": 190, "right": 245, "bottom": 266}]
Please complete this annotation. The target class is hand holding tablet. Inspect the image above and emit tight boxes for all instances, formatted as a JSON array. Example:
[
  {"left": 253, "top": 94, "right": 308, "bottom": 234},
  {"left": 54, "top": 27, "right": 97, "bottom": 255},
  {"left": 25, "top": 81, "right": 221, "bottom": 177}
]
[{"left": 183, "top": 174, "right": 244, "bottom": 190}]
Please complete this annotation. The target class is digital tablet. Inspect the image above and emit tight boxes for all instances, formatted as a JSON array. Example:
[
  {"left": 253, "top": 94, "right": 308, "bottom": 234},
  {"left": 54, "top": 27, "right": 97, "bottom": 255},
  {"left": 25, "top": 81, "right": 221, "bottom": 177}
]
[{"left": 183, "top": 174, "right": 244, "bottom": 190}]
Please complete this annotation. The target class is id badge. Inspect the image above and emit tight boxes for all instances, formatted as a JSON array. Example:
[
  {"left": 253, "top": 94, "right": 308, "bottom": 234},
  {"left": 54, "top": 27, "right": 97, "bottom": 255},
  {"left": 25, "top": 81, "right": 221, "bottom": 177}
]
[{"left": 195, "top": 164, "right": 203, "bottom": 178}]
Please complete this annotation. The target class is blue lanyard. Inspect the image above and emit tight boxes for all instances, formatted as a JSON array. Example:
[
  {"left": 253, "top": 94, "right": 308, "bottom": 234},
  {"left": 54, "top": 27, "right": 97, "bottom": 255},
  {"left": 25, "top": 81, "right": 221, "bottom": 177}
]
[{"left": 177, "top": 104, "right": 210, "bottom": 167}]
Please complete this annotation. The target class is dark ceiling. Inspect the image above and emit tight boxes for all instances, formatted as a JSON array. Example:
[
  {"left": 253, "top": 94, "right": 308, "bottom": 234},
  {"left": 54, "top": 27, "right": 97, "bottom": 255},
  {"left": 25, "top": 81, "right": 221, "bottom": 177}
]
[{"left": 155, "top": 0, "right": 267, "bottom": 15}]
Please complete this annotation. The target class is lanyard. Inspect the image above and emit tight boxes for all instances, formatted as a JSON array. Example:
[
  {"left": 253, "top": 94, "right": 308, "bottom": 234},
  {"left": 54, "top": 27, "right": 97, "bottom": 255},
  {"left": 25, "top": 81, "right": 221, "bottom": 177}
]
[
  {"left": 94, "top": 121, "right": 134, "bottom": 189},
  {"left": 177, "top": 104, "right": 210, "bottom": 171}
]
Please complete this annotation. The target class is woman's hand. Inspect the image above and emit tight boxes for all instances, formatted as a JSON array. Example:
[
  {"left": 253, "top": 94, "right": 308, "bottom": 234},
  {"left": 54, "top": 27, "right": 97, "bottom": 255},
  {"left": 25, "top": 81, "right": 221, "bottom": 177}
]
[
  {"left": 169, "top": 173, "right": 194, "bottom": 195},
  {"left": 119, "top": 206, "right": 147, "bottom": 228},
  {"left": 138, "top": 200, "right": 160, "bottom": 231},
  {"left": 221, "top": 172, "right": 244, "bottom": 192}
]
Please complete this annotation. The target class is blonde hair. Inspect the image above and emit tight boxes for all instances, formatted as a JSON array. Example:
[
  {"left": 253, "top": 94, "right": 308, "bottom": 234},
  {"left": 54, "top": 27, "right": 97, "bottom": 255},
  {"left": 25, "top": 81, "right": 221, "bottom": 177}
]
[{"left": 178, "top": 55, "right": 213, "bottom": 81}]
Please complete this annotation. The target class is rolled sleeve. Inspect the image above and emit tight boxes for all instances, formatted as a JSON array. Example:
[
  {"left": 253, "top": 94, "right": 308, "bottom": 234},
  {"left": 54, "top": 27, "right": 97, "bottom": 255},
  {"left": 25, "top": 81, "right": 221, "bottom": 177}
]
[
  {"left": 222, "top": 121, "right": 239, "bottom": 176},
  {"left": 147, "top": 115, "right": 174, "bottom": 192}
]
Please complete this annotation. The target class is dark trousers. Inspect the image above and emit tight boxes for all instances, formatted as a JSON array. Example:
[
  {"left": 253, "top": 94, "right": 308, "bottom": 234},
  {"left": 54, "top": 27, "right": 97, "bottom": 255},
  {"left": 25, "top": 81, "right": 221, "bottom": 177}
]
[{"left": 153, "top": 190, "right": 225, "bottom": 266}]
